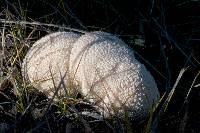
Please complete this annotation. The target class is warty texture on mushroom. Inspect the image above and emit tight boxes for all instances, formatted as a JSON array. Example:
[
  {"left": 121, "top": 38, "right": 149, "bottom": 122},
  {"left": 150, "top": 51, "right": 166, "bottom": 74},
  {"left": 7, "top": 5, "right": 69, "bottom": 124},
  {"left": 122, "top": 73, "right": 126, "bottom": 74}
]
[{"left": 22, "top": 31, "right": 160, "bottom": 120}]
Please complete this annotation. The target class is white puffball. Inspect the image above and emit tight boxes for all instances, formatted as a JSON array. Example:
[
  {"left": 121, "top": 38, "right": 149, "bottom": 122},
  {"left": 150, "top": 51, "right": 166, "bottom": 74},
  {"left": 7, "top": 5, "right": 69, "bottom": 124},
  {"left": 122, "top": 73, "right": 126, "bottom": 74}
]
[
  {"left": 22, "top": 32, "right": 80, "bottom": 96},
  {"left": 22, "top": 31, "right": 160, "bottom": 119}
]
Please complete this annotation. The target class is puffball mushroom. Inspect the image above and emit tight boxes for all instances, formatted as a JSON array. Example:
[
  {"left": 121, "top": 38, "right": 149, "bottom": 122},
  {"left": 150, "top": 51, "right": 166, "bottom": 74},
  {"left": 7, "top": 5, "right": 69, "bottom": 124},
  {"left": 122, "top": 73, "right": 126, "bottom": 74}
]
[
  {"left": 22, "top": 31, "right": 160, "bottom": 119},
  {"left": 22, "top": 32, "right": 81, "bottom": 96}
]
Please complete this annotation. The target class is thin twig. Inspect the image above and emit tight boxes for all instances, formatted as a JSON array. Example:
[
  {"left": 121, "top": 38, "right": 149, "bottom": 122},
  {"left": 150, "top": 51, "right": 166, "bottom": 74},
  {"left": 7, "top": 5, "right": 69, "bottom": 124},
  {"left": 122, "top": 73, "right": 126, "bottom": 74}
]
[{"left": 0, "top": 19, "right": 87, "bottom": 34}]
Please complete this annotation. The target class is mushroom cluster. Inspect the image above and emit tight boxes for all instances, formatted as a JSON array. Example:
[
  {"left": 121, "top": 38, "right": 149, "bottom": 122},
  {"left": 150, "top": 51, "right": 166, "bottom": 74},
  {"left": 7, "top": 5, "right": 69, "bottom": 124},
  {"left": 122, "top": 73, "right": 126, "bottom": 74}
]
[{"left": 22, "top": 31, "right": 160, "bottom": 119}]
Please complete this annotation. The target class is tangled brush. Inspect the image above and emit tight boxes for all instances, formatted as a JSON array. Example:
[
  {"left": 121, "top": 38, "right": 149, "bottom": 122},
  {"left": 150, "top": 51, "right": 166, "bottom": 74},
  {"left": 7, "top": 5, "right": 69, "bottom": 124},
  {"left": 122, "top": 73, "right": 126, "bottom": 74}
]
[{"left": 22, "top": 31, "right": 160, "bottom": 119}]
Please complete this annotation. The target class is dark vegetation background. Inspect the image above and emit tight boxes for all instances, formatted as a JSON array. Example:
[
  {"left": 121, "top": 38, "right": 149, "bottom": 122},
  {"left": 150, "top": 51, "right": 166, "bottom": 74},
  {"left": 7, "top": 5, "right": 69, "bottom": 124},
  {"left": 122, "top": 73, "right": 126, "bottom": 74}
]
[{"left": 0, "top": 0, "right": 200, "bottom": 132}]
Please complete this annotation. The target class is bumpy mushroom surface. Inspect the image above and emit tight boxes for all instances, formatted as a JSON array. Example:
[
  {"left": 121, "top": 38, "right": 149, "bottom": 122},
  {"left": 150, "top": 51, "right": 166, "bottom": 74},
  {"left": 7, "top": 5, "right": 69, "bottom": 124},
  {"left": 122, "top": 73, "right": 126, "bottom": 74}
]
[
  {"left": 22, "top": 31, "right": 160, "bottom": 119},
  {"left": 22, "top": 32, "right": 81, "bottom": 96}
]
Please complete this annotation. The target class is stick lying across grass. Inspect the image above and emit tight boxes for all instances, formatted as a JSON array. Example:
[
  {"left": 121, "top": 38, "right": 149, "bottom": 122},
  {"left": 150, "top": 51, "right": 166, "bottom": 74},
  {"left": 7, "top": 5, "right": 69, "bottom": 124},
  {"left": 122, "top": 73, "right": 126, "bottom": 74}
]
[{"left": 22, "top": 31, "right": 160, "bottom": 120}]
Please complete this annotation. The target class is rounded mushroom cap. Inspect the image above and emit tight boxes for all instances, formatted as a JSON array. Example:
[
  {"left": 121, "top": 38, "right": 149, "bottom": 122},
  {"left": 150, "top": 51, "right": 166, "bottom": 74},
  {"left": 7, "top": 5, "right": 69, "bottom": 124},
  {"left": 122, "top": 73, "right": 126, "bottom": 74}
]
[
  {"left": 22, "top": 32, "right": 81, "bottom": 96},
  {"left": 70, "top": 31, "right": 160, "bottom": 119},
  {"left": 22, "top": 31, "right": 160, "bottom": 119}
]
